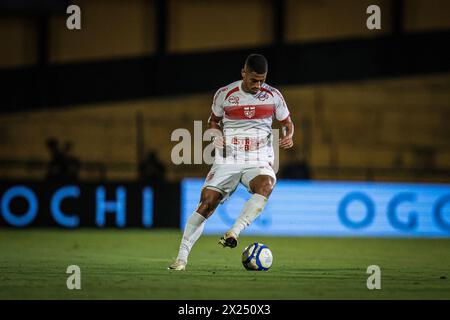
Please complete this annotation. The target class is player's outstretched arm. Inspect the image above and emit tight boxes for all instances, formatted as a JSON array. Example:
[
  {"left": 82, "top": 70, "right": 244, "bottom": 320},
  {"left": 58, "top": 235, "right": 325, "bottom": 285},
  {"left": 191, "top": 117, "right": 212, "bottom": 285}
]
[{"left": 278, "top": 116, "right": 294, "bottom": 149}]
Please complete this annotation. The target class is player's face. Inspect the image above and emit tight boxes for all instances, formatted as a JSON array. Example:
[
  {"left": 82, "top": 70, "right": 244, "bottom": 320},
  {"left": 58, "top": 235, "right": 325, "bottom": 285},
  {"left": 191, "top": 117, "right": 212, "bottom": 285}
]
[{"left": 241, "top": 69, "right": 267, "bottom": 94}]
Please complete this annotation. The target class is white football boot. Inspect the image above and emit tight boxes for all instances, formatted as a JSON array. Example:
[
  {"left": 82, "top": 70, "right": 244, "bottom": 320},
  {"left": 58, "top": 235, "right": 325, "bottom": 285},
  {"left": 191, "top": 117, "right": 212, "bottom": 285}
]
[{"left": 168, "top": 259, "right": 187, "bottom": 271}]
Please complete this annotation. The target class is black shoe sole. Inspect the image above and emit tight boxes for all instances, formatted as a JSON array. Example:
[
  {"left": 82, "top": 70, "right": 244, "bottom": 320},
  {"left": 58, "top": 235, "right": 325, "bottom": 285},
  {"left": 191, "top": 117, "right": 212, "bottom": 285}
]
[{"left": 224, "top": 237, "right": 237, "bottom": 248}]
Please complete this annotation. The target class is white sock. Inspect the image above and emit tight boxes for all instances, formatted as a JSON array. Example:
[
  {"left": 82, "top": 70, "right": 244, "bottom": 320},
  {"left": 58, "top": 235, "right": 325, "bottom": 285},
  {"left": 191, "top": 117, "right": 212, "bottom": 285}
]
[
  {"left": 176, "top": 211, "right": 206, "bottom": 263},
  {"left": 230, "top": 194, "right": 268, "bottom": 237}
]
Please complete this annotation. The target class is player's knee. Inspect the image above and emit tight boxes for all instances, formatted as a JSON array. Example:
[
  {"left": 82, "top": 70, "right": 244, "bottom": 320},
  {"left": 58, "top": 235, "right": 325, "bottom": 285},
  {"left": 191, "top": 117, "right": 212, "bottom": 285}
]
[
  {"left": 253, "top": 179, "right": 274, "bottom": 198},
  {"left": 197, "top": 197, "right": 220, "bottom": 217}
]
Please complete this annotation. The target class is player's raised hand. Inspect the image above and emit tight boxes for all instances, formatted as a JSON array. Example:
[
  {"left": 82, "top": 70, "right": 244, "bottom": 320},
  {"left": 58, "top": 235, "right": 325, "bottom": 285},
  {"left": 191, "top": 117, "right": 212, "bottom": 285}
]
[{"left": 279, "top": 135, "right": 294, "bottom": 149}]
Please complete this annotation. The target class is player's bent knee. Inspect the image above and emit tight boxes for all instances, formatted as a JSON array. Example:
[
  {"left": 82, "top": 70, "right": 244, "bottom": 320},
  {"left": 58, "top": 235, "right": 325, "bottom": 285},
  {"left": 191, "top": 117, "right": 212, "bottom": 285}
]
[
  {"left": 200, "top": 198, "right": 216, "bottom": 210},
  {"left": 255, "top": 181, "right": 274, "bottom": 198},
  {"left": 255, "top": 184, "right": 273, "bottom": 198},
  {"left": 197, "top": 202, "right": 213, "bottom": 218},
  {"left": 197, "top": 190, "right": 222, "bottom": 218}
]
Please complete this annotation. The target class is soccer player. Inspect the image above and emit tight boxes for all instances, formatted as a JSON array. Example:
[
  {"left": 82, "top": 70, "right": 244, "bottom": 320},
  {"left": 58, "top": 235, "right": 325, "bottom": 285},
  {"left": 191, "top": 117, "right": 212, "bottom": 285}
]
[{"left": 169, "top": 54, "right": 294, "bottom": 270}]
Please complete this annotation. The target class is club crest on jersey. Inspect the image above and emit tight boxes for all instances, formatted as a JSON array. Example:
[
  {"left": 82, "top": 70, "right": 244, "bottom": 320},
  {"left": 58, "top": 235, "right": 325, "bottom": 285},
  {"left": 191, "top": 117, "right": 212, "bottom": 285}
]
[
  {"left": 244, "top": 106, "right": 256, "bottom": 118},
  {"left": 228, "top": 95, "right": 239, "bottom": 105}
]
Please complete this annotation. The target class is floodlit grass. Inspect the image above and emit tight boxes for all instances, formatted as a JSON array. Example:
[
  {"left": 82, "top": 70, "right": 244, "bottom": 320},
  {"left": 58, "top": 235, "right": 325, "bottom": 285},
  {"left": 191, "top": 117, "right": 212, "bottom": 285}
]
[{"left": 0, "top": 229, "right": 449, "bottom": 299}]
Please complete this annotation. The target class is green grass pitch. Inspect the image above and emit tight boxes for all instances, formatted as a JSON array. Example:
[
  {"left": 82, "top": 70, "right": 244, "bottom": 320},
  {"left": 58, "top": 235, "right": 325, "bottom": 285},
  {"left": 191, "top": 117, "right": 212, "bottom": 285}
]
[{"left": 0, "top": 229, "right": 449, "bottom": 299}]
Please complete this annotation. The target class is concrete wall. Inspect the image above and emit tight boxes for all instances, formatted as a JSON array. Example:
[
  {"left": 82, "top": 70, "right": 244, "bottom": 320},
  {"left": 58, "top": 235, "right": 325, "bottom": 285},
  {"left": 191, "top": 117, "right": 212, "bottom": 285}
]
[
  {"left": 1, "top": 73, "right": 449, "bottom": 182},
  {"left": 2, "top": 0, "right": 450, "bottom": 67}
]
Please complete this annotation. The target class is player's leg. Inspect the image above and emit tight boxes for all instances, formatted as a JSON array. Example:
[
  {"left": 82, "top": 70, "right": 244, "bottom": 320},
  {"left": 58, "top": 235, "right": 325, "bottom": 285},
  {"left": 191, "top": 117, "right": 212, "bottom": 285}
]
[
  {"left": 169, "top": 188, "right": 222, "bottom": 270},
  {"left": 220, "top": 165, "right": 276, "bottom": 248},
  {"left": 170, "top": 164, "right": 241, "bottom": 270}
]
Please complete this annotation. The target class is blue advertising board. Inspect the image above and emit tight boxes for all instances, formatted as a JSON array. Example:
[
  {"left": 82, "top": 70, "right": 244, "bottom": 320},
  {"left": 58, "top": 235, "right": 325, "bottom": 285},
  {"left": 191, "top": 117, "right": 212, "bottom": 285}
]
[
  {"left": 181, "top": 179, "right": 450, "bottom": 237},
  {"left": 0, "top": 183, "right": 154, "bottom": 228}
]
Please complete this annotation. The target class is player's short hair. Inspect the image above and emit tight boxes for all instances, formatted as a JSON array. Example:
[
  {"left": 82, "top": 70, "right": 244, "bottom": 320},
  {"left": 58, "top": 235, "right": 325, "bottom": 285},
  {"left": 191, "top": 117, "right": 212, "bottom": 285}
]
[{"left": 244, "top": 54, "right": 268, "bottom": 74}]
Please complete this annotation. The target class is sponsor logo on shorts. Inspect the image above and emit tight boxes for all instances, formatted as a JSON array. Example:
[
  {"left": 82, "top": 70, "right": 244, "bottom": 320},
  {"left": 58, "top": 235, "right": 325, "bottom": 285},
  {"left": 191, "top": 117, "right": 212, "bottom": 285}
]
[{"left": 206, "top": 172, "right": 215, "bottom": 181}]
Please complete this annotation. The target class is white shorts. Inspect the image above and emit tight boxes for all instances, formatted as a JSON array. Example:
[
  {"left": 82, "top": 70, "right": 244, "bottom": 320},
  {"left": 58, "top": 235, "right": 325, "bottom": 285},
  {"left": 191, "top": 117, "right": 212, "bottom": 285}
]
[{"left": 202, "top": 162, "right": 277, "bottom": 203}]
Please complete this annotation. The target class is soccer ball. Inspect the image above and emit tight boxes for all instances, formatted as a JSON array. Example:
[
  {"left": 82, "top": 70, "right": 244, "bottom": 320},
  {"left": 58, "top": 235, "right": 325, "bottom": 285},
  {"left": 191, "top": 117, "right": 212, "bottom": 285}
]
[{"left": 241, "top": 243, "right": 273, "bottom": 271}]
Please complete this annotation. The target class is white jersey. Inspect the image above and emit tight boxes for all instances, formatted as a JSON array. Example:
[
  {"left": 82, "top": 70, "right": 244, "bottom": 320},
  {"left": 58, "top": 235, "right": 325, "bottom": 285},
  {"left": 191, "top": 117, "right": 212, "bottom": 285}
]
[{"left": 211, "top": 80, "right": 290, "bottom": 164}]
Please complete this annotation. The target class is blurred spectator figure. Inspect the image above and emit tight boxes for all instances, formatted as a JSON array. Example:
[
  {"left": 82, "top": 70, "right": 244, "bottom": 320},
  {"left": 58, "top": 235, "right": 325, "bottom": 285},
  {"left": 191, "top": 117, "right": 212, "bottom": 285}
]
[
  {"left": 139, "top": 150, "right": 166, "bottom": 185},
  {"left": 62, "top": 141, "right": 81, "bottom": 181},
  {"left": 45, "top": 138, "right": 80, "bottom": 182},
  {"left": 280, "top": 147, "right": 311, "bottom": 180}
]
